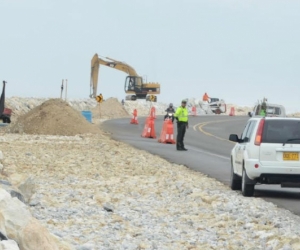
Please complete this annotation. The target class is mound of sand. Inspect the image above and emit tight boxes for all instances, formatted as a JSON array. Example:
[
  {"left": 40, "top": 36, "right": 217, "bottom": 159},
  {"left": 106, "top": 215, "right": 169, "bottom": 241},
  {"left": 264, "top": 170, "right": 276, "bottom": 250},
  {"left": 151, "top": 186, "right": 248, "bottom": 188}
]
[
  {"left": 288, "top": 113, "right": 300, "bottom": 117},
  {"left": 91, "top": 97, "right": 129, "bottom": 119},
  {"left": 8, "top": 98, "right": 102, "bottom": 136}
]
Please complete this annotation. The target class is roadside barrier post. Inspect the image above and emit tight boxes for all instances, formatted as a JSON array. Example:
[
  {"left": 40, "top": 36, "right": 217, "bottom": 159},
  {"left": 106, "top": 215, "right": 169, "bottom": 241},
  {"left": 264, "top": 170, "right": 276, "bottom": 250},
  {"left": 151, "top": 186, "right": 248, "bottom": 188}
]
[{"left": 141, "top": 107, "right": 156, "bottom": 138}]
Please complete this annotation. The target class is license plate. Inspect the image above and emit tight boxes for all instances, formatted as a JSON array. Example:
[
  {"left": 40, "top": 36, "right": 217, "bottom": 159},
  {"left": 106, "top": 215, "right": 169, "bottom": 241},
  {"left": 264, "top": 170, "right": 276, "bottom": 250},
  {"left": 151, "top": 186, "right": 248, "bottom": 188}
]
[{"left": 283, "top": 152, "right": 299, "bottom": 161}]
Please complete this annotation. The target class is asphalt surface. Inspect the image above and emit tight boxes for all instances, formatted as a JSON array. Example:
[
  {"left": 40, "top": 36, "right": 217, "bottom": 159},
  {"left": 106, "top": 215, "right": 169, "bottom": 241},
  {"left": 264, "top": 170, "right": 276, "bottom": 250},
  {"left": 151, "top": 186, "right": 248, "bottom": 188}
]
[{"left": 101, "top": 115, "right": 300, "bottom": 216}]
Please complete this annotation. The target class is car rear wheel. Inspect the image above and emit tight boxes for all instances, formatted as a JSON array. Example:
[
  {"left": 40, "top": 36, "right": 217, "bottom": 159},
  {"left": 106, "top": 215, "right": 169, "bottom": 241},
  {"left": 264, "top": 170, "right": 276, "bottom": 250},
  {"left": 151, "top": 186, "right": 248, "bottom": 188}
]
[
  {"left": 230, "top": 159, "right": 241, "bottom": 190},
  {"left": 241, "top": 168, "right": 255, "bottom": 197}
]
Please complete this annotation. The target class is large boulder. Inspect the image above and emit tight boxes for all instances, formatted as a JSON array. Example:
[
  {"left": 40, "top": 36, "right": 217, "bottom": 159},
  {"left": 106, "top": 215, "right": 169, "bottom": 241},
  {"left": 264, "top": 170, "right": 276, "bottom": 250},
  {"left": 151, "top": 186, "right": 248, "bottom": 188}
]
[
  {"left": 0, "top": 189, "right": 71, "bottom": 250},
  {"left": 8, "top": 174, "right": 35, "bottom": 204}
]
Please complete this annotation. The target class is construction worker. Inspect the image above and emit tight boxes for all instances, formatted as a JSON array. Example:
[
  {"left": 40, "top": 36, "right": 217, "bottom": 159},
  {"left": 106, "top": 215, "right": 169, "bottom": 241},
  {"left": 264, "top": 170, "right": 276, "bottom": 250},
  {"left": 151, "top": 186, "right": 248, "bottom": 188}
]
[
  {"left": 203, "top": 92, "right": 210, "bottom": 103},
  {"left": 174, "top": 99, "right": 189, "bottom": 151},
  {"left": 260, "top": 101, "right": 267, "bottom": 117},
  {"left": 259, "top": 109, "right": 266, "bottom": 117}
]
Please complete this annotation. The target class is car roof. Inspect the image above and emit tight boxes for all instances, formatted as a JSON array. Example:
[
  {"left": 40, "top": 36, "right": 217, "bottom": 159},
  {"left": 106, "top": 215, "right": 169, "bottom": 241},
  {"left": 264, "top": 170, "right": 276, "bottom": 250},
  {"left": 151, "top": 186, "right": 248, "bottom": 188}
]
[
  {"left": 250, "top": 116, "right": 300, "bottom": 121},
  {"left": 255, "top": 103, "right": 284, "bottom": 107},
  {"left": 253, "top": 103, "right": 286, "bottom": 110}
]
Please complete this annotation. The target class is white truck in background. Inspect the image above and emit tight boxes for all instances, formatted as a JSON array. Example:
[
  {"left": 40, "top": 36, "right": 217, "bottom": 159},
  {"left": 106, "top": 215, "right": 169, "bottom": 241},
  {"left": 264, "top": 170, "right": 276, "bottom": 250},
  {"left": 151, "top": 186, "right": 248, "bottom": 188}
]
[{"left": 199, "top": 97, "right": 226, "bottom": 115}]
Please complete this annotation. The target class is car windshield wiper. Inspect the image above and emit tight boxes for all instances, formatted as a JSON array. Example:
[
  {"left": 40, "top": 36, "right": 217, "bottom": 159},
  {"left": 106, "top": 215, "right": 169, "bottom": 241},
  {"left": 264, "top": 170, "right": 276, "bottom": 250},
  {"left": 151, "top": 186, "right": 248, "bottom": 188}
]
[{"left": 283, "top": 138, "right": 300, "bottom": 146}]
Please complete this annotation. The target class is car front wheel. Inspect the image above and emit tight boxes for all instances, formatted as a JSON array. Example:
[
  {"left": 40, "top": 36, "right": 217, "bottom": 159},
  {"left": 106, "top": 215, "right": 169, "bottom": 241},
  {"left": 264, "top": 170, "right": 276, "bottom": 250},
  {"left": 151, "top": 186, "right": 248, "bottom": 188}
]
[
  {"left": 230, "top": 159, "right": 241, "bottom": 190},
  {"left": 241, "top": 168, "right": 255, "bottom": 197}
]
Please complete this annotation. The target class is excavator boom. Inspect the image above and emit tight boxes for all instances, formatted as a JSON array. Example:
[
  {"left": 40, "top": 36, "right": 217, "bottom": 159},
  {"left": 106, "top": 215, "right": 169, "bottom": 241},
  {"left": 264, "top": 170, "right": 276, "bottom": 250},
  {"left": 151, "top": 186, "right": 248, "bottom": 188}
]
[
  {"left": 90, "top": 53, "right": 160, "bottom": 101},
  {"left": 102, "top": 57, "right": 138, "bottom": 76}
]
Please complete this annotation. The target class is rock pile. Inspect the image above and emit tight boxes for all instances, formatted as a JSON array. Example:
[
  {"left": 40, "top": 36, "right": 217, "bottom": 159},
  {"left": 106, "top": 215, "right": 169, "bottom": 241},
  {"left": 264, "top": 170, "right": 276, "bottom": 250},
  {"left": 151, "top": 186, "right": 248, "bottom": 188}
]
[
  {"left": 6, "top": 97, "right": 97, "bottom": 118},
  {"left": 0, "top": 151, "right": 72, "bottom": 250},
  {"left": 91, "top": 97, "right": 129, "bottom": 119},
  {"left": 124, "top": 100, "right": 169, "bottom": 117},
  {"left": 7, "top": 98, "right": 102, "bottom": 136},
  {"left": 290, "top": 112, "right": 300, "bottom": 117}
]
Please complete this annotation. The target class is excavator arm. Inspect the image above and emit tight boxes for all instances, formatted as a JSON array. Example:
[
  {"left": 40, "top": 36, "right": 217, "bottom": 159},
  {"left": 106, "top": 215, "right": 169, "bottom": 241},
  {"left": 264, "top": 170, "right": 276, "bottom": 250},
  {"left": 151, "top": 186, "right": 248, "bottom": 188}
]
[
  {"left": 90, "top": 53, "right": 139, "bottom": 98},
  {"left": 99, "top": 56, "right": 139, "bottom": 76}
]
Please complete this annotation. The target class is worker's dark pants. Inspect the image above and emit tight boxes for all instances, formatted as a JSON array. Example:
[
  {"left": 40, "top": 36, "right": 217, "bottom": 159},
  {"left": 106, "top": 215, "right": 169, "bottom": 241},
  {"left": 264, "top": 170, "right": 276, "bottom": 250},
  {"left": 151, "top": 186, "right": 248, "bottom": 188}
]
[{"left": 176, "top": 122, "right": 187, "bottom": 149}]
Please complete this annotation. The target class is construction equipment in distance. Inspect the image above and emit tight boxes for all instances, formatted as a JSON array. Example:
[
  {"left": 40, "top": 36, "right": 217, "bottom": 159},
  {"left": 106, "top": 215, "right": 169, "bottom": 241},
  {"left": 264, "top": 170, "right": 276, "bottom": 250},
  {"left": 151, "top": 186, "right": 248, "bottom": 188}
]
[
  {"left": 199, "top": 97, "right": 226, "bottom": 115},
  {"left": 90, "top": 54, "right": 160, "bottom": 102},
  {"left": 208, "top": 97, "right": 227, "bottom": 114}
]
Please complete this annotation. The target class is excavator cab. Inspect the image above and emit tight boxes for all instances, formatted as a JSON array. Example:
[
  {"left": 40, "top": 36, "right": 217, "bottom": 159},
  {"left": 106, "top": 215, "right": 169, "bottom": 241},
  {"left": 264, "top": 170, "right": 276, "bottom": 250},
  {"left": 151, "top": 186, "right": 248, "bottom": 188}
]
[
  {"left": 124, "top": 76, "right": 142, "bottom": 93},
  {"left": 124, "top": 76, "right": 145, "bottom": 100}
]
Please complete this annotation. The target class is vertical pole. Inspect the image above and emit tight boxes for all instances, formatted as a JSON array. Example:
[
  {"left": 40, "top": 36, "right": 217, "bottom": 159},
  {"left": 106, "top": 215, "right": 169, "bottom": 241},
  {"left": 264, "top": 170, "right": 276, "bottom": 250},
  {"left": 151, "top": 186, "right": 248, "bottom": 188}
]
[
  {"left": 65, "top": 79, "right": 68, "bottom": 101},
  {"left": 99, "top": 102, "right": 101, "bottom": 119},
  {"left": 0, "top": 81, "right": 6, "bottom": 116},
  {"left": 60, "top": 79, "right": 64, "bottom": 99}
]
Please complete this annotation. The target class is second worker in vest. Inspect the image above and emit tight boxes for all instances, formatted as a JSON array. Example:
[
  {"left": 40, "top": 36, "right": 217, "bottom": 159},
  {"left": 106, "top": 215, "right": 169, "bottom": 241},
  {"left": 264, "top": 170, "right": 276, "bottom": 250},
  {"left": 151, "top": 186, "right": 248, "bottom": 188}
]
[{"left": 174, "top": 99, "right": 189, "bottom": 151}]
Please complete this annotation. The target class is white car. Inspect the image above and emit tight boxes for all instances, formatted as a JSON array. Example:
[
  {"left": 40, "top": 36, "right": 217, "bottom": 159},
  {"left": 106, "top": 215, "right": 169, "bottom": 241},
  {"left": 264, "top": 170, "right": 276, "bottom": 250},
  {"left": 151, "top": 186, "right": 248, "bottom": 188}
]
[{"left": 229, "top": 117, "right": 300, "bottom": 197}]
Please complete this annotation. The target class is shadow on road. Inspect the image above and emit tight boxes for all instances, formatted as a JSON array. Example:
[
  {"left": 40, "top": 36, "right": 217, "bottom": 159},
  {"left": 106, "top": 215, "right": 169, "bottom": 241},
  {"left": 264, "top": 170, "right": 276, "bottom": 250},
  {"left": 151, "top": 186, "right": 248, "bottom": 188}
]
[{"left": 255, "top": 186, "right": 300, "bottom": 199}]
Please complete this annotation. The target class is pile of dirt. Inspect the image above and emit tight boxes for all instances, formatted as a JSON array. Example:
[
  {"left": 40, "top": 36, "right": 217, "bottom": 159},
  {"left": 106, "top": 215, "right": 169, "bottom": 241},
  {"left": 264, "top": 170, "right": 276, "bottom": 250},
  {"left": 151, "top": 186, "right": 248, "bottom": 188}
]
[
  {"left": 8, "top": 98, "right": 102, "bottom": 136},
  {"left": 91, "top": 97, "right": 129, "bottom": 119},
  {"left": 289, "top": 113, "right": 300, "bottom": 117}
]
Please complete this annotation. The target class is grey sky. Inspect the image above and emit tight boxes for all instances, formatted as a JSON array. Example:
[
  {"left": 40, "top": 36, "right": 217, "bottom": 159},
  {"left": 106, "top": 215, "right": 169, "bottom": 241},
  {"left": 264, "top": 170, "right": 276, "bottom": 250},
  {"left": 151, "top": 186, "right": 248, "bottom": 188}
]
[{"left": 1, "top": 0, "right": 299, "bottom": 112}]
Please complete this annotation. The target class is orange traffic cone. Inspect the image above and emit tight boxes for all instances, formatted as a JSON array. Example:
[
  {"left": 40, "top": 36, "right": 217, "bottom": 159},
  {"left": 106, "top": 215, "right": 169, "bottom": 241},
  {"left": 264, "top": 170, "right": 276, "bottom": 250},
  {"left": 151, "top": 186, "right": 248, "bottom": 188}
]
[
  {"left": 158, "top": 119, "right": 176, "bottom": 144},
  {"left": 141, "top": 106, "right": 156, "bottom": 138},
  {"left": 130, "top": 109, "right": 138, "bottom": 124},
  {"left": 141, "top": 117, "right": 156, "bottom": 138},
  {"left": 150, "top": 106, "right": 156, "bottom": 118},
  {"left": 192, "top": 106, "right": 196, "bottom": 116},
  {"left": 229, "top": 107, "right": 235, "bottom": 116}
]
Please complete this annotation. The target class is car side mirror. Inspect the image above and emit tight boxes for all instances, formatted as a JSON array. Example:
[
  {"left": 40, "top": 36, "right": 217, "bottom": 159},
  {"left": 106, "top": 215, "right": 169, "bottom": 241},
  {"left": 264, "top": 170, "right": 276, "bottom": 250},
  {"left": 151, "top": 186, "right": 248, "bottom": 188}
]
[
  {"left": 229, "top": 134, "right": 240, "bottom": 142},
  {"left": 248, "top": 111, "right": 252, "bottom": 117}
]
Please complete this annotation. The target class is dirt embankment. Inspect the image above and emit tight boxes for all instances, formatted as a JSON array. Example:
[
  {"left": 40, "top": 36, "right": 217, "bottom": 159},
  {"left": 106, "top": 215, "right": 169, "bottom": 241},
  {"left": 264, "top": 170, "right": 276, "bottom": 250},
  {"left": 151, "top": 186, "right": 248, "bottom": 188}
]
[
  {"left": 7, "top": 98, "right": 103, "bottom": 136},
  {"left": 91, "top": 97, "right": 129, "bottom": 119}
]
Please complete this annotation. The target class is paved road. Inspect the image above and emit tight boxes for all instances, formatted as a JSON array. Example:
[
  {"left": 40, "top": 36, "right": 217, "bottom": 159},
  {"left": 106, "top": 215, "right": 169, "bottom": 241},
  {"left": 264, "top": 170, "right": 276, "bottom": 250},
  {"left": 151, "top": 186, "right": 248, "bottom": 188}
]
[{"left": 101, "top": 115, "right": 300, "bottom": 215}]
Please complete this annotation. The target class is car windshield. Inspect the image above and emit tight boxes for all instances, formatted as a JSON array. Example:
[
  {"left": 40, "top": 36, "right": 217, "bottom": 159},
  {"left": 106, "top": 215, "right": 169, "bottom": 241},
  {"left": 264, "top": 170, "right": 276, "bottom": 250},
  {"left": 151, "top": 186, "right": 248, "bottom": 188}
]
[{"left": 262, "top": 120, "right": 300, "bottom": 144}]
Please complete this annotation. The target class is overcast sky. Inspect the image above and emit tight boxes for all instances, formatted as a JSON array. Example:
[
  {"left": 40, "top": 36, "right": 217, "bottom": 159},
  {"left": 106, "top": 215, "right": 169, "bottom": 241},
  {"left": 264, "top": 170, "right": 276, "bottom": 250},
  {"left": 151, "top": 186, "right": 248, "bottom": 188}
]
[{"left": 1, "top": 0, "right": 299, "bottom": 112}]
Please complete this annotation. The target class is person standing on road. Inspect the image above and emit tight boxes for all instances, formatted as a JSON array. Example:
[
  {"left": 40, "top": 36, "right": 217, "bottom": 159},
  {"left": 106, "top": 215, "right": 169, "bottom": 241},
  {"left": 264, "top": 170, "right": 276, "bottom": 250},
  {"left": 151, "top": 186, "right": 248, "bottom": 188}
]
[{"left": 174, "top": 99, "right": 189, "bottom": 151}]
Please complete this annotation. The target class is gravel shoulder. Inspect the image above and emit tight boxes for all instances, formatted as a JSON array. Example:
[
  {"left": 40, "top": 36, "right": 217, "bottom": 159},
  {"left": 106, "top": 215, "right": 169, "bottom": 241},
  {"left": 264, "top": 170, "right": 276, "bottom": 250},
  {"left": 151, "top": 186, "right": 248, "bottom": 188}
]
[{"left": 1, "top": 132, "right": 300, "bottom": 249}]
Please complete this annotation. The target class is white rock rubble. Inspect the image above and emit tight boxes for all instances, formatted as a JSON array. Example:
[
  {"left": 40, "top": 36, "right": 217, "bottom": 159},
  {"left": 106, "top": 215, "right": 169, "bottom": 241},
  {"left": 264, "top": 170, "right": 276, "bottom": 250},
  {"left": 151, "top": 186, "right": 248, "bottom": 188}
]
[{"left": 0, "top": 134, "right": 300, "bottom": 249}]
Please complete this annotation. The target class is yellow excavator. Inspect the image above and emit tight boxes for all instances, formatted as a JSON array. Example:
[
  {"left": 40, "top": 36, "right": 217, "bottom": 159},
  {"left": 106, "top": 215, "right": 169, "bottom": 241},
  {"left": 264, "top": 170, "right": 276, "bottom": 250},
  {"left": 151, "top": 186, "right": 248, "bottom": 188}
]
[{"left": 90, "top": 53, "right": 160, "bottom": 102}]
